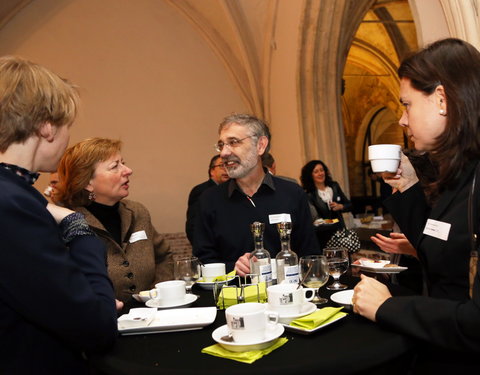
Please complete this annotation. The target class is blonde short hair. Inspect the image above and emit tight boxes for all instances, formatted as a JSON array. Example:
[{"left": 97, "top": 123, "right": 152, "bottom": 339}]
[
  {"left": 0, "top": 56, "right": 79, "bottom": 152},
  {"left": 55, "top": 138, "right": 122, "bottom": 208}
]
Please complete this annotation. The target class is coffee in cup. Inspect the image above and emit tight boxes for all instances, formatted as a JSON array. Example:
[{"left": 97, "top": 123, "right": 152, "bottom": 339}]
[
  {"left": 225, "top": 302, "right": 279, "bottom": 343},
  {"left": 368, "top": 144, "right": 402, "bottom": 174},
  {"left": 267, "top": 284, "right": 315, "bottom": 315},
  {"left": 149, "top": 280, "right": 186, "bottom": 305}
]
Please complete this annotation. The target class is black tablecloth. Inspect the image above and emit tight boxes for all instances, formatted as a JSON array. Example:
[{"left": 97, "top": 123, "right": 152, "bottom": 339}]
[{"left": 90, "top": 275, "right": 415, "bottom": 375}]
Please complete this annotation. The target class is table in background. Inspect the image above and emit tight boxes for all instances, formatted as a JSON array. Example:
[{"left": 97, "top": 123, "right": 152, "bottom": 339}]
[{"left": 90, "top": 276, "right": 415, "bottom": 375}]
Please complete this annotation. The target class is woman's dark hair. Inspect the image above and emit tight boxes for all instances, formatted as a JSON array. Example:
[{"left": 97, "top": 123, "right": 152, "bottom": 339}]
[
  {"left": 398, "top": 38, "right": 480, "bottom": 201},
  {"left": 300, "top": 160, "right": 333, "bottom": 193}
]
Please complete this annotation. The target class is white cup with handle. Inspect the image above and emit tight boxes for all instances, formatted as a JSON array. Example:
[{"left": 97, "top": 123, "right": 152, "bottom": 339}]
[
  {"left": 267, "top": 284, "right": 315, "bottom": 315},
  {"left": 225, "top": 302, "right": 279, "bottom": 343},
  {"left": 149, "top": 280, "right": 186, "bottom": 305},
  {"left": 201, "top": 263, "right": 226, "bottom": 282}
]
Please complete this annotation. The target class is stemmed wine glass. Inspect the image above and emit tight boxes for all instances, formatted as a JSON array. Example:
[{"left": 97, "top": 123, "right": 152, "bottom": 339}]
[
  {"left": 299, "top": 255, "right": 329, "bottom": 304},
  {"left": 323, "top": 247, "right": 349, "bottom": 290},
  {"left": 174, "top": 256, "right": 201, "bottom": 293}
]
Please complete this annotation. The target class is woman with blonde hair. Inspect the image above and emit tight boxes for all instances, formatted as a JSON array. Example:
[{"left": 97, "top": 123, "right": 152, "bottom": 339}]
[
  {"left": 0, "top": 56, "right": 117, "bottom": 373},
  {"left": 55, "top": 137, "right": 173, "bottom": 306}
]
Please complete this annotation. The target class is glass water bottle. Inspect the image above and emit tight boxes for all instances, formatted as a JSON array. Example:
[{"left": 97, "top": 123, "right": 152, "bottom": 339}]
[
  {"left": 275, "top": 221, "right": 299, "bottom": 284},
  {"left": 249, "top": 222, "right": 272, "bottom": 285}
]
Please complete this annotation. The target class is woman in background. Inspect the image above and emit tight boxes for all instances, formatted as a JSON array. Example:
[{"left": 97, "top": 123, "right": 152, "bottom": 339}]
[
  {"left": 300, "top": 160, "right": 352, "bottom": 248},
  {"left": 55, "top": 138, "right": 173, "bottom": 307}
]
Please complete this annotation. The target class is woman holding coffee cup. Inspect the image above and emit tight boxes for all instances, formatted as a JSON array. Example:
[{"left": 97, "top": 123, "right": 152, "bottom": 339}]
[
  {"left": 353, "top": 38, "right": 480, "bottom": 372},
  {"left": 300, "top": 160, "right": 352, "bottom": 248}
]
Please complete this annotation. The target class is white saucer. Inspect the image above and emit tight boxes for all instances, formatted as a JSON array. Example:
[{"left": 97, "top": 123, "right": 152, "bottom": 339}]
[
  {"left": 212, "top": 324, "right": 284, "bottom": 352},
  {"left": 266, "top": 302, "right": 317, "bottom": 324},
  {"left": 145, "top": 294, "right": 198, "bottom": 309},
  {"left": 330, "top": 289, "right": 353, "bottom": 306},
  {"left": 196, "top": 277, "right": 234, "bottom": 291}
]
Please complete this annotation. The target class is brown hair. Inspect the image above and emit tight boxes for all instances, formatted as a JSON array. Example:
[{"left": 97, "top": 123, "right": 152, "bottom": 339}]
[
  {"left": 0, "top": 56, "right": 79, "bottom": 152},
  {"left": 398, "top": 38, "right": 480, "bottom": 201},
  {"left": 55, "top": 138, "right": 122, "bottom": 207}
]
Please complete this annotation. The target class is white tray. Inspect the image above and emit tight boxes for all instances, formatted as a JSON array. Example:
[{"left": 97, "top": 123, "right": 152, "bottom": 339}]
[{"left": 118, "top": 306, "right": 217, "bottom": 335}]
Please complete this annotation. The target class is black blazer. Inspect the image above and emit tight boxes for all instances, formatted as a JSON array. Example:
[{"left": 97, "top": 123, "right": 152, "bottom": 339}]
[
  {"left": 306, "top": 181, "right": 352, "bottom": 226},
  {"left": 379, "top": 160, "right": 480, "bottom": 369}
]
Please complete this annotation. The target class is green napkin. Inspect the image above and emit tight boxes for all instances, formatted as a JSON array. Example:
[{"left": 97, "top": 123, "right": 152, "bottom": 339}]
[
  {"left": 212, "top": 270, "right": 236, "bottom": 282},
  {"left": 216, "top": 282, "right": 267, "bottom": 309},
  {"left": 201, "top": 337, "right": 288, "bottom": 364},
  {"left": 289, "top": 307, "right": 346, "bottom": 330}
]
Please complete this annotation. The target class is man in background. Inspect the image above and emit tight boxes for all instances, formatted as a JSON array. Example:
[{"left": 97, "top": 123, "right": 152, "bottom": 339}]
[{"left": 185, "top": 155, "right": 229, "bottom": 244}]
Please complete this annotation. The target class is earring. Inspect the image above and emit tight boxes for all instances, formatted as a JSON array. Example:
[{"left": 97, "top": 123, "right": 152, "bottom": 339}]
[
  {"left": 439, "top": 109, "right": 446, "bottom": 115},
  {"left": 88, "top": 191, "right": 96, "bottom": 201}
]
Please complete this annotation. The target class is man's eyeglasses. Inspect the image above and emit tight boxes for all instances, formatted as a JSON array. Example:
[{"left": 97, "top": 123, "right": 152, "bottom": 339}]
[
  {"left": 214, "top": 136, "right": 254, "bottom": 152},
  {"left": 211, "top": 163, "right": 226, "bottom": 169}
]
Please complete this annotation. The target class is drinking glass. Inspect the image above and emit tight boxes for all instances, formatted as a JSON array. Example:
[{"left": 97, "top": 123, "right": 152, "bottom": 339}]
[
  {"left": 299, "top": 255, "right": 329, "bottom": 304},
  {"left": 324, "top": 247, "right": 349, "bottom": 290},
  {"left": 174, "top": 256, "right": 201, "bottom": 293}
]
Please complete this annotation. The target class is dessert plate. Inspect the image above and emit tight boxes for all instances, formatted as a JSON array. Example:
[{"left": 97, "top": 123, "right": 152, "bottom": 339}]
[
  {"left": 212, "top": 324, "right": 284, "bottom": 352},
  {"left": 145, "top": 293, "right": 198, "bottom": 309},
  {"left": 118, "top": 306, "right": 217, "bottom": 335},
  {"left": 330, "top": 289, "right": 354, "bottom": 306}
]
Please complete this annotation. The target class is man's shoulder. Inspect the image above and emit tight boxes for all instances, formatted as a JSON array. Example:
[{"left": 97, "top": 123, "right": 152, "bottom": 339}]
[
  {"left": 190, "top": 179, "right": 215, "bottom": 195},
  {"left": 272, "top": 175, "right": 304, "bottom": 193}
]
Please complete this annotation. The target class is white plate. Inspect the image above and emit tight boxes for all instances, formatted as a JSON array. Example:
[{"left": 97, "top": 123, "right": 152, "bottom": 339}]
[
  {"left": 330, "top": 289, "right": 354, "bottom": 306},
  {"left": 352, "top": 264, "right": 408, "bottom": 273},
  {"left": 282, "top": 313, "right": 346, "bottom": 335},
  {"left": 212, "top": 324, "right": 284, "bottom": 352},
  {"left": 196, "top": 277, "right": 234, "bottom": 290},
  {"left": 145, "top": 293, "right": 198, "bottom": 309},
  {"left": 359, "top": 259, "right": 389, "bottom": 268},
  {"left": 266, "top": 302, "right": 317, "bottom": 324},
  {"left": 118, "top": 306, "right": 217, "bottom": 335}
]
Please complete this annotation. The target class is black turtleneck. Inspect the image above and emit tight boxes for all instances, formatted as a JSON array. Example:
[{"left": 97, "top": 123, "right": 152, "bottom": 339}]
[{"left": 86, "top": 201, "right": 122, "bottom": 245}]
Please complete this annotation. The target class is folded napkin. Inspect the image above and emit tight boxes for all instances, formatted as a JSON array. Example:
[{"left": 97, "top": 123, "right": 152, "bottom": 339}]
[
  {"left": 289, "top": 307, "right": 346, "bottom": 330},
  {"left": 201, "top": 338, "right": 288, "bottom": 364},
  {"left": 117, "top": 308, "right": 156, "bottom": 330},
  {"left": 216, "top": 282, "right": 267, "bottom": 309},
  {"left": 212, "top": 270, "right": 237, "bottom": 282}
]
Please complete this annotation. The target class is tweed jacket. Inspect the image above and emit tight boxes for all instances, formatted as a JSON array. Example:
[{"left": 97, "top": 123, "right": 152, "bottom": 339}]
[{"left": 76, "top": 199, "right": 173, "bottom": 303}]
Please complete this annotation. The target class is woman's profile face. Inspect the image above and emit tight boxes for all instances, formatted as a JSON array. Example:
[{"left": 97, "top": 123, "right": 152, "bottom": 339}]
[
  {"left": 312, "top": 163, "right": 326, "bottom": 186},
  {"left": 398, "top": 77, "right": 447, "bottom": 151},
  {"left": 86, "top": 152, "right": 133, "bottom": 206}
]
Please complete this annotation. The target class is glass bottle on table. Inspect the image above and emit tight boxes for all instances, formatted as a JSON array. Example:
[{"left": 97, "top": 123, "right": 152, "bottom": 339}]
[
  {"left": 275, "top": 222, "right": 299, "bottom": 284},
  {"left": 249, "top": 222, "right": 272, "bottom": 285}
]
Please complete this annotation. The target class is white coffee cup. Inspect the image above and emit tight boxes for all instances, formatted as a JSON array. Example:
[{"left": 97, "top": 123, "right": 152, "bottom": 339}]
[
  {"left": 267, "top": 284, "right": 315, "bottom": 315},
  {"left": 368, "top": 144, "right": 402, "bottom": 173},
  {"left": 149, "top": 280, "right": 186, "bottom": 305},
  {"left": 225, "top": 302, "right": 279, "bottom": 343},
  {"left": 201, "top": 263, "right": 226, "bottom": 282}
]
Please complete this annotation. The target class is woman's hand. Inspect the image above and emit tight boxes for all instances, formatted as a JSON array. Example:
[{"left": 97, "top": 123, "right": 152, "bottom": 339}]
[
  {"left": 46, "top": 203, "right": 75, "bottom": 224},
  {"left": 382, "top": 153, "right": 419, "bottom": 193},
  {"left": 370, "top": 232, "right": 418, "bottom": 258},
  {"left": 115, "top": 299, "right": 124, "bottom": 311},
  {"left": 329, "top": 202, "right": 344, "bottom": 211},
  {"left": 235, "top": 253, "right": 251, "bottom": 276},
  {"left": 352, "top": 274, "right": 392, "bottom": 321}
]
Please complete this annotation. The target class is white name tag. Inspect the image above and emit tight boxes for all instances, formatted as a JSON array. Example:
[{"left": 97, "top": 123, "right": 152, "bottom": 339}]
[
  {"left": 269, "top": 213, "right": 291, "bottom": 224},
  {"left": 423, "top": 219, "right": 451, "bottom": 241},
  {"left": 129, "top": 230, "right": 148, "bottom": 243}
]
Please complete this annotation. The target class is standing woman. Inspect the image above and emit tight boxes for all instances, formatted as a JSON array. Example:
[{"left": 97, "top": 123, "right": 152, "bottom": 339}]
[
  {"left": 0, "top": 57, "right": 117, "bottom": 373},
  {"left": 300, "top": 160, "right": 352, "bottom": 248},
  {"left": 55, "top": 138, "right": 173, "bottom": 307},
  {"left": 353, "top": 38, "right": 480, "bottom": 372}
]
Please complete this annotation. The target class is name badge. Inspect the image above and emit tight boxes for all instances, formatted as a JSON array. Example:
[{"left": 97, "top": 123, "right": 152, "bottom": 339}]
[
  {"left": 129, "top": 230, "right": 148, "bottom": 243},
  {"left": 423, "top": 219, "right": 451, "bottom": 241},
  {"left": 269, "top": 213, "right": 291, "bottom": 224}
]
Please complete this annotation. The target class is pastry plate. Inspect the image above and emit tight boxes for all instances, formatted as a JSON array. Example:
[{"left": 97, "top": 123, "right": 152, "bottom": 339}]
[
  {"left": 145, "top": 293, "right": 198, "bottom": 309},
  {"left": 266, "top": 302, "right": 317, "bottom": 324},
  {"left": 212, "top": 324, "right": 284, "bottom": 352},
  {"left": 330, "top": 289, "right": 354, "bottom": 306},
  {"left": 282, "top": 313, "right": 346, "bottom": 335},
  {"left": 118, "top": 306, "right": 217, "bottom": 335},
  {"left": 352, "top": 264, "right": 408, "bottom": 273}
]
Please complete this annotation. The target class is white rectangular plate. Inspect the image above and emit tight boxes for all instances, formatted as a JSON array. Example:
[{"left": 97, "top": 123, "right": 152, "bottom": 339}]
[
  {"left": 282, "top": 313, "right": 346, "bottom": 335},
  {"left": 352, "top": 264, "right": 408, "bottom": 273},
  {"left": 118, "top": 307, "right": 217, "bottom": 335}
]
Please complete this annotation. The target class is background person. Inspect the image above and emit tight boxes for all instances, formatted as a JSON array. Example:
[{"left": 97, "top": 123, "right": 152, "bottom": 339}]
[
  {"left": 185, "top": 154, "right": 229, "bottom": 244},
  {"left": 353, "top": 38, "right": 480, "bottom": 372},
  {"left": 0, "top": 56, "right": 117, "bottom": 374},
  {"left": 55, "top": 138, "right": 173, "bottom": 308}
]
